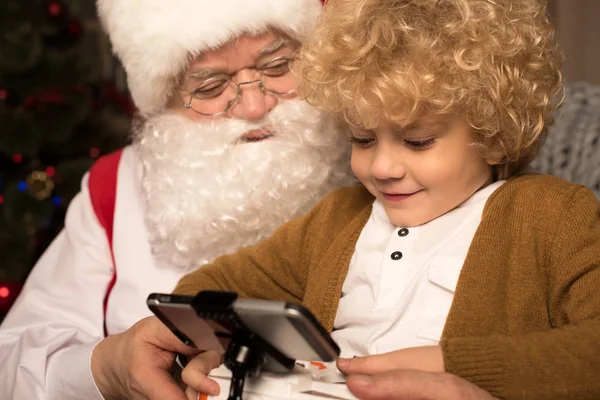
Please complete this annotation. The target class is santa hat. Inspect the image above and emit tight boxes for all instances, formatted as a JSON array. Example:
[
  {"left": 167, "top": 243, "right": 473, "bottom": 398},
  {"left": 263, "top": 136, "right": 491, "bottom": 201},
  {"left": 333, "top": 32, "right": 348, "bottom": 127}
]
[{"left": 97, "top": 0, "right": 323, "bottom": 115}]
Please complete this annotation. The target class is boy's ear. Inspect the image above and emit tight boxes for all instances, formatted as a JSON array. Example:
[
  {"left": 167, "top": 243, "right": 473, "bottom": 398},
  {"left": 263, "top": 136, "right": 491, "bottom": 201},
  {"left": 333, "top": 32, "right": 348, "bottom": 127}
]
[
  {"left": 485, "top": 156, "right": 502, "bottom": 166},
  {"left": 480, "top": 140, "right": 505, "bottom": 166}
]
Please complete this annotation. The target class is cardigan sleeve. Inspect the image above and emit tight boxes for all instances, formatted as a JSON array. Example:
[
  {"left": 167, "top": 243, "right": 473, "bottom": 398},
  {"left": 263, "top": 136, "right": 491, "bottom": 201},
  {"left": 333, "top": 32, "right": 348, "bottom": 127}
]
[{"left": 441, "top": 187, "right": 600, "bottom": 400}]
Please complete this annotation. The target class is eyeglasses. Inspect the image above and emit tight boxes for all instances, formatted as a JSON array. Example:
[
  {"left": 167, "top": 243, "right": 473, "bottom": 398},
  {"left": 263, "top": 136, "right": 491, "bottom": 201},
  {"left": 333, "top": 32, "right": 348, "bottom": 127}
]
[{"left": 178, "top": 56, "right": 297, "bottom": 117}]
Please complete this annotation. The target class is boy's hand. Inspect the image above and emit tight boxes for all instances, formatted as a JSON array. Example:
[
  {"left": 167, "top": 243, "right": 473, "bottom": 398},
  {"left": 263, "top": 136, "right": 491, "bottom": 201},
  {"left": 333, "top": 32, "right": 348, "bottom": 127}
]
[
  {"left": 337, "top": 347, "right": 497, "bottom": 400},
  {"left": 344, "top": 369, "right": 498, "bottom": 400},
  {"left": 337, "top": 345, "right": 445, "bottom": 375},
  {"left": 91, "top": 316, "right": 200, "bottom": 400}
]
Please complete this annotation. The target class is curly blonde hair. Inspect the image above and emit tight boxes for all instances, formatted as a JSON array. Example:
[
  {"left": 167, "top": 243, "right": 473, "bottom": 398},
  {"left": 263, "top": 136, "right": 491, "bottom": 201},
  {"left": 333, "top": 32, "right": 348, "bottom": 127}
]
[{"left": 298, "top": 0, "right": 564, "bottom": 178}]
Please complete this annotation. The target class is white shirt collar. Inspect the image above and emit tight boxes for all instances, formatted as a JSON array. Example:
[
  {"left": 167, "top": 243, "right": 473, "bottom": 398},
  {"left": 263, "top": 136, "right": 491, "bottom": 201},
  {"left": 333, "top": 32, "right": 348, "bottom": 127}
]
[{"left": 370, "top": 180, "right": 505, "bottom": 254}]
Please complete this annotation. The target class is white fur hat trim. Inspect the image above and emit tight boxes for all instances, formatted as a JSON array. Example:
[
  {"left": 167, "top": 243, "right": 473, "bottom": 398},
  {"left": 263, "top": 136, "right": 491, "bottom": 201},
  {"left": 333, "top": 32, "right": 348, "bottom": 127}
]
[{"left": 97, "top": 0, "right": 322, "bottom": 115}]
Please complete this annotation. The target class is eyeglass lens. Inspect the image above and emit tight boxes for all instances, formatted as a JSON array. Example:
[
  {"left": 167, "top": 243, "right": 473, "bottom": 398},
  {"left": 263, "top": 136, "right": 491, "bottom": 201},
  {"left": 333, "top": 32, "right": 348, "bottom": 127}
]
[{"left": 183, "top": 57, "right": 296, "bottom": 116}]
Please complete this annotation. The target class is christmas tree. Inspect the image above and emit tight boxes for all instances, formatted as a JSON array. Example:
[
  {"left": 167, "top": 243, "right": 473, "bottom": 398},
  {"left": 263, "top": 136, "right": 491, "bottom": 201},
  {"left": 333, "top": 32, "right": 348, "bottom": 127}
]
[{"left": 0, "top": 0, "right": 132, "bottom": 318}]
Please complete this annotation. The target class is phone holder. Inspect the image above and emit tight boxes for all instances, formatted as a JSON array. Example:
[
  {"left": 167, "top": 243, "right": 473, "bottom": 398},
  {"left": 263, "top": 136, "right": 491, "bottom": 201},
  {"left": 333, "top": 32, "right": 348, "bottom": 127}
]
[
  {"left": 222, "top": 329, "right": 295, "bottom": 400},
  {"left": 191, "top": 292, "right": 296, "bottom": 400}
]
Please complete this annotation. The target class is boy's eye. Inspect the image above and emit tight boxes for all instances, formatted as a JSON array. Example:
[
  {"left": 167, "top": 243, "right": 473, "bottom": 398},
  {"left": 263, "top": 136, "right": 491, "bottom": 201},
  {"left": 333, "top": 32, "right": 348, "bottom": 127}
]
[
  {"left": 404, "top": 138, "right": 435, "bottom": 149},
  {"left": 348, "top": 136, "right": 374, "bottom": 147}
]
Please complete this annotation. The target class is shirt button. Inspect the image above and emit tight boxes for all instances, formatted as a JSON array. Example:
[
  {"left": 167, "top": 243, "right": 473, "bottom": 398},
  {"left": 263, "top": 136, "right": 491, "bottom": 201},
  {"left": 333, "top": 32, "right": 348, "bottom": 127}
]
[
  {"left": 391, "top": 251, "right": 403, "bottom": 260},
  {"left": 398, "top": 228, "right": 409, "bottom": 237}
]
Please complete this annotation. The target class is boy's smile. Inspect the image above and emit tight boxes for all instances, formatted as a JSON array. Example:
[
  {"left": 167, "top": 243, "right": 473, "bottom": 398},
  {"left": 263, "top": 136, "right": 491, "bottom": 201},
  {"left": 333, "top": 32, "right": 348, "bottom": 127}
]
[
  {"left": 380, "top": 189, "right": 422, "bottom": 202},
  {"left": 350, "top": 116, "right": 494, "bottom": 227}
]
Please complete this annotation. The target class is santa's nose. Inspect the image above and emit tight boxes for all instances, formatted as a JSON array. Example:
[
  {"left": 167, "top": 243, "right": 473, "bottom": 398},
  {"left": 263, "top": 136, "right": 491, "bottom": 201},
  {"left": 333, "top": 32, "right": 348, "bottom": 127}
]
[{"left": 230, "top": 81, "right": 275, "bottom": 121}]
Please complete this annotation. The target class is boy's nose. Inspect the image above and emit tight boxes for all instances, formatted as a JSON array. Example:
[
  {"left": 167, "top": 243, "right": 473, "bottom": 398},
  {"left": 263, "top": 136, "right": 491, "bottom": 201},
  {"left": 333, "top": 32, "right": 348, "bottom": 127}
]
[{"left": 370, "top": 144, "right": 407, "bottom": 180}]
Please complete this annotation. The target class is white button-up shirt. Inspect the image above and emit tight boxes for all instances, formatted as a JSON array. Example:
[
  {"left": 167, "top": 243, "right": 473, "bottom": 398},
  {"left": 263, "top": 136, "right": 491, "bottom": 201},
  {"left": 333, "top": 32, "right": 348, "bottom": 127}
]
[{"left": 332, "top": 181, "right": 505, "bottom": 357}]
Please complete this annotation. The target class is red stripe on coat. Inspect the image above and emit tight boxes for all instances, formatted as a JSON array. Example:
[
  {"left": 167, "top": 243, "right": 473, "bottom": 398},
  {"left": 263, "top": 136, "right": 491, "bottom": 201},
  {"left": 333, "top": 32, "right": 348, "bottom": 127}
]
[{"left": 88, "top": 148, "right": 123, "bottom": 337}]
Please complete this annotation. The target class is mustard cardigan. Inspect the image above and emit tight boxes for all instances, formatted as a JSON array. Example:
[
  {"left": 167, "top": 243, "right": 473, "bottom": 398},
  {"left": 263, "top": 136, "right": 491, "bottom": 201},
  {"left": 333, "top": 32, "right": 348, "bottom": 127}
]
[{"left": 174, "top": 174, "right": 600, "bottom": 400}]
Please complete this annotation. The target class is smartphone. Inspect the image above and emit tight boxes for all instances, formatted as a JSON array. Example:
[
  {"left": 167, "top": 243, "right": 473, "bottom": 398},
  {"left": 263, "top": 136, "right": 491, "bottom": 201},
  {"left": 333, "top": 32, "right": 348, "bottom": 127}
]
[
  {"left": 147, "top": 291, "right": 340, "bottom": 367},
  {"left": 146, "top": 292, "right": 235, "bottom": 353}
]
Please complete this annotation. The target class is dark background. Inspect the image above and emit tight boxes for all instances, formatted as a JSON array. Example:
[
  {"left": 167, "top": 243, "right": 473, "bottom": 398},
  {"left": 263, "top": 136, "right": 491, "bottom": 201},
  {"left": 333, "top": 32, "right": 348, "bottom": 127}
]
[{"left": 0, "top": 0, "right": 131, "bottom": 316}]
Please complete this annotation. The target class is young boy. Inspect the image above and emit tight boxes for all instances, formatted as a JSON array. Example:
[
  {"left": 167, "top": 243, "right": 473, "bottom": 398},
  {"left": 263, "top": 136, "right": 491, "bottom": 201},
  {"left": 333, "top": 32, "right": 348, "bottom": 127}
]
[{"left": 174, "top": 0, "right": 600, "bottom": 399}]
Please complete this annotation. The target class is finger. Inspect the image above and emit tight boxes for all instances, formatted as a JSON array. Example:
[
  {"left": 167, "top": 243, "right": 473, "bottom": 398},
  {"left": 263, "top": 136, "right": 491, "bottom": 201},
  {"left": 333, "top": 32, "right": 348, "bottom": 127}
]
[
  {"left": 126, "top": 326, "right": 192, "bottom": 400},
  {"left": 138, "top": 317, "right": 201, "bottom": 357},
  {"left": 181, "top": 351, "right": 223, "bottom": 396},
  {"left": 185, "top": 385, "right": 199, "bottom": 400},
  {"left": 337, "top": 353, "right": 403, "bottom": 375},
  {"left": 132, "top": 366, "right": 189, "bottom": 400},
  {"left": 345, "top": 369, "right": 447, "bottom": 400}
]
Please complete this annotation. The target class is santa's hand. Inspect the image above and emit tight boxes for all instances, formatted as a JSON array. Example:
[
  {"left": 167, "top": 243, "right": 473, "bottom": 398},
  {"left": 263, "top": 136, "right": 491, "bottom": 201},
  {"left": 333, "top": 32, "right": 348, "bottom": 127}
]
[
  {"left": 91, "top": 316, "right": 200, "bottom": 400},
  {"left": 180, "top": 350, "right": 223, "bottom": 398},
  {"left": 337, "top": 345, "right": 445, "bottom": 375},
  {"left": 345, "top": 369, "right": 498, "bottom": 400}
]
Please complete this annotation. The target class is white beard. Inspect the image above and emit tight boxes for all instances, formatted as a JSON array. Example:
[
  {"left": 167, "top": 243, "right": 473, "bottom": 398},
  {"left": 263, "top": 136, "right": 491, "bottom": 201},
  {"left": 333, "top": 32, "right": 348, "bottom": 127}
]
[{"left": 133, "top": 99, "right": 355, "bottom": 271}]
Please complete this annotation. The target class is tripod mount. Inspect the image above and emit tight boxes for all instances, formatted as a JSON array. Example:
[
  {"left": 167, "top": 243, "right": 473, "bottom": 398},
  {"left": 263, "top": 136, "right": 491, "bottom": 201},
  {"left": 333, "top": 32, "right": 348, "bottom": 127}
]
[{"left": 191, "top": 292, "right": 296, "bottom": 400}]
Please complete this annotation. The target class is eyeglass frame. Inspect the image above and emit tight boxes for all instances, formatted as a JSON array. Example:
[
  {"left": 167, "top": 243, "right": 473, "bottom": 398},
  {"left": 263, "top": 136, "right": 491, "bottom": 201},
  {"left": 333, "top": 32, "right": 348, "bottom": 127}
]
[{"left": 176, "top": 55, "right": 297, "bottom": 117}]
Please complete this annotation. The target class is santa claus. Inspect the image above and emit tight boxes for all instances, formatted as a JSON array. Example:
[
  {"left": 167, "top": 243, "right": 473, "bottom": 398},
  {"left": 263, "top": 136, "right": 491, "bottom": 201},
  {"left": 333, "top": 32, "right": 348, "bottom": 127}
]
[{"left": 0, "top": 1, "right": 354, "bottom": 399}]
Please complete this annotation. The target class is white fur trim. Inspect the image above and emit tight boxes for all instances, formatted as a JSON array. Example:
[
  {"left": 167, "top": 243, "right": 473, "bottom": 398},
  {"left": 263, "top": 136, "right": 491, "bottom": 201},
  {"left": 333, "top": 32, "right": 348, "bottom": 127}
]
[{"left": 97, "top": 0, "right": 322, "bottom": 115}]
